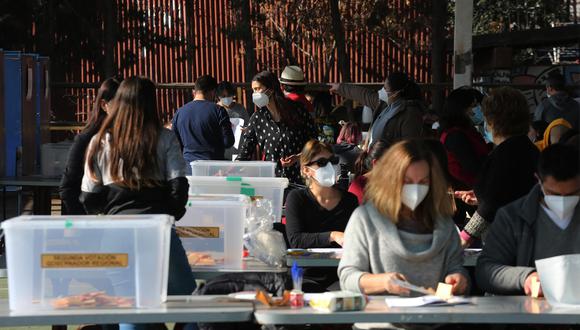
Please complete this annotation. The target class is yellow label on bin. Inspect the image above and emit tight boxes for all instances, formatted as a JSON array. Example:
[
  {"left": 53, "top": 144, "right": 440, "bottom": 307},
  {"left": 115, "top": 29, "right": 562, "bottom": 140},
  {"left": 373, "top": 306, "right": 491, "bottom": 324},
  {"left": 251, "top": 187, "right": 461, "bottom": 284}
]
[
  {"left": 176, "top": 226, "right": 220, "bottom": 238},
  {"left": 41, "top": 254, "right": 129, "bottom": 268}
]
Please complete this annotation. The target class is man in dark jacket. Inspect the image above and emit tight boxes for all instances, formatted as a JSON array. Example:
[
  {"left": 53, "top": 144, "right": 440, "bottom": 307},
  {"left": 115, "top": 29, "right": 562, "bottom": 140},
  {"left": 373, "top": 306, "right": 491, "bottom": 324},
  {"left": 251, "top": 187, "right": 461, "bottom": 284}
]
[
  {"left": 172, "top": 75, "right": 235, "bottom": 170},
  {"left": 329, "top": 72, "right": 424, "bottom": 148},
  {"left": 534, "top": 71, "right": 580, "bottom": 130},
  {"left": 476, "top": 144, "right": 580, "bottom": 296}
]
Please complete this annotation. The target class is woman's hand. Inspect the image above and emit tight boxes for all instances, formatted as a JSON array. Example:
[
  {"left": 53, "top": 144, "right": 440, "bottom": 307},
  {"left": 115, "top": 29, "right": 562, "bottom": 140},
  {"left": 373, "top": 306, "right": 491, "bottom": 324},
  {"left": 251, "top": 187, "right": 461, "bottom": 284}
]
[
  {"left": 328, "top": 83, "right": 340, "bottom": 94},
  {"left": 330, "top": 231, "right": 344, "bottom": 246},
  {"left": 281, "top": 154, "right": 301, "bottom": 167},
  {"left": 444, "top": 273, "right": 469, "bottom": 295},
  {"left": 454, "top": 190, "right": 478, "bottom": 206},
  {"left": 384, "top": 272, "right": 411, "bottom": 295},
  {"left": 524, "top": 272, "right": 543, "bottom": 297}
]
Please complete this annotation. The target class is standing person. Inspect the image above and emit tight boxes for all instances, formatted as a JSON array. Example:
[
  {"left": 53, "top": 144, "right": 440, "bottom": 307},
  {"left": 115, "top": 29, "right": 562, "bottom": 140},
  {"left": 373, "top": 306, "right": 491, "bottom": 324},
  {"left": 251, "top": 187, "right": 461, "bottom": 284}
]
[
  {"left": 280, "top": 65, "right": 314, "bottom": 115},
  {"left": 238, "top": 71, "right": 318, "bottom": 184},
  {"left": 81, "top": 77, "right": 195, "bottom": 330},
  {"left": 338, "top": 140, "right": 468, "bottom": 296},
  {"left": 172, "top": 75, "right": 235, "bottom": 169},
  {"left": 348, "top": 140, "right": 390, "bottom": 204},
  {"left": 534, "top": 71, "right": 580, "bottom": 130},
  {"left": 59, "top": 77, "right": 120, "bottom": 215},
  {"left": 329, "top": 72, "right": 424, "bottom": 147},
  {"left": 216, "top": 81, "right": 249, "bottom": 123},
  {"left": 285, "top": 140, "right": 359, "bottom": 290},
  {"left": 216, "top": 81, "right": 249, "bottom": 160},
  {"left": 456, "top": 87, "right": 540, "bottom": 247},
  {"left": 439, "top": 88, "right": 491, "bottom": 190}
]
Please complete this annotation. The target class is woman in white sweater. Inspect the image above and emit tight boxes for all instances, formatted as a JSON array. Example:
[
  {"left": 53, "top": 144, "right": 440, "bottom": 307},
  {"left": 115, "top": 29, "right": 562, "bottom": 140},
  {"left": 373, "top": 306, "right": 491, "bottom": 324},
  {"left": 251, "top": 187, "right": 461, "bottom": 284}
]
[{"left": 338, "top": 139, "right": 469, "bottom": 296}]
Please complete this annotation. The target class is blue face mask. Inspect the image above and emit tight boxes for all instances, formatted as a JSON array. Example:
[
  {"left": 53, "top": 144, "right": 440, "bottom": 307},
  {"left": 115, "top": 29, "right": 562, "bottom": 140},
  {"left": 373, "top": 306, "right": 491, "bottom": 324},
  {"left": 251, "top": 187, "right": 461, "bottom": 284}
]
[
  {"left": 483, "top": 121, "right": 494, "bottom": 144},
  {"left": 470, "top": 105, "right": 484, "bottom": 125}
]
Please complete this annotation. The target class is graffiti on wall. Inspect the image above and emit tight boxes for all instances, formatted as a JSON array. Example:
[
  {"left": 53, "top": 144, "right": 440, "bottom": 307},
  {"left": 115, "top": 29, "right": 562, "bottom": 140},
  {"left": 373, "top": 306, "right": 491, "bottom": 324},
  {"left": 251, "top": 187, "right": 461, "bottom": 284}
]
[{"left": 480, "top": 65, "right": 580, "bottom": 112}]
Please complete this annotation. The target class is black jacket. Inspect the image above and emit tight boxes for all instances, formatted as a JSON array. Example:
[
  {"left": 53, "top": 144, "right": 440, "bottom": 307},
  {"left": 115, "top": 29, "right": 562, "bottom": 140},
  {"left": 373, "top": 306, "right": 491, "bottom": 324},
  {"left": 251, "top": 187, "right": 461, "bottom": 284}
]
[
  {"left": 59, "top": 125, "right": 100, "bottom": 215},
  {"left": 474, "top": 135, "right": 539, "bottom": 224},
  {"left": 80, "top": 178, "right": 189, "bottom": 220}
]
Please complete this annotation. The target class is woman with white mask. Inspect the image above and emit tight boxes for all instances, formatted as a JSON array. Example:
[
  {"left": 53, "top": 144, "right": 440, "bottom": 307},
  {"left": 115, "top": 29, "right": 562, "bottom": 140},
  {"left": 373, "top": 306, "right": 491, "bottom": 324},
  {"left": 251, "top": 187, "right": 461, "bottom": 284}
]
[
  {"left": 285, "top": 140, "right": 359, "bottom": 291},
  {"left": 216, "top": 81, "right": 249, "bottom": 160},
  {"left": 339, "top": 139, "right": 469, "bottom": 298},
  {"left": 329, "top": 72, "right": 424, "bottom": 148},
  {"left": 238, "top": 71, "right": 317, "bottom": 184}
]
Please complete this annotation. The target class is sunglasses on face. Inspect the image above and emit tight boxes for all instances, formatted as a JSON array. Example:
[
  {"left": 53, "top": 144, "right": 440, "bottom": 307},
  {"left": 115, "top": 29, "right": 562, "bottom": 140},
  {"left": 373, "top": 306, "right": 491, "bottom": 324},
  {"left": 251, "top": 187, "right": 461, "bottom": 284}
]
[{"left": 306, "top": 156, "right": 339, "bottom": 167}]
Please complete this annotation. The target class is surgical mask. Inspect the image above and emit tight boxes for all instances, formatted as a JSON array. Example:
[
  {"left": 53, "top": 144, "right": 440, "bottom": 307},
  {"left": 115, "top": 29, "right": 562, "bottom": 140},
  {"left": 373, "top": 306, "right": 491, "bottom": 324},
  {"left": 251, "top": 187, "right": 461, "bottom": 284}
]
[
  {"left": 252, "top": 92, "right": 269, "bottom": 108},
  {"left": 401, "top": 184, "right": 429, "bottom": 211},
  {"left": 309, "top": 163, "right": 336, "bottom": 187},
  {"left": 378, "top": 87, "right": 389, "bottom": 103},
  {"left": 483, "top": 121, "right": 494, "bottom": 144},
  {"left": 470, "top": 105, "right": 484, "bottom": 125},
  {"left": 220, "top": 96, "right": 234, "bottom": 107},
  {"left": 543, "top": 191, "right": 580, "bottom": 221}
]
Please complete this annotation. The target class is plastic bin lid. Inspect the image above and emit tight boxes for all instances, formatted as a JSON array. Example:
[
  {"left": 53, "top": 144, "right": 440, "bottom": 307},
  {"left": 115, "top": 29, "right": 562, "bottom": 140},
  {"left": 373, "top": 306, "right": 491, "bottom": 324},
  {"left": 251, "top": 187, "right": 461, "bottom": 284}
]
[
  {"left": 190, "top": 160, "right": 276, "bottom": 166},
  {"left": 1, "top": 215, "right": 173, "bottom": 230},
  {"left": 186, "top": 176, "right": 289, "bottom": 188},
  {"left": 187, "top": 194, "right": 251, "bottom": 206}
]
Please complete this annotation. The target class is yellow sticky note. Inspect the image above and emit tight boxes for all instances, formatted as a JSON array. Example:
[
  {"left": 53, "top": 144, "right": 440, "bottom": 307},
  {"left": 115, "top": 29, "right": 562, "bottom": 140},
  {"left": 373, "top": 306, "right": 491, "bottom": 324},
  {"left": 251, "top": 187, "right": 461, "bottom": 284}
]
[
  {"left": 531, "top": 277, "right": 541, "bottom": 299},
  {"left": 435, "top": 282, "right": 453, "bottom": 300}
]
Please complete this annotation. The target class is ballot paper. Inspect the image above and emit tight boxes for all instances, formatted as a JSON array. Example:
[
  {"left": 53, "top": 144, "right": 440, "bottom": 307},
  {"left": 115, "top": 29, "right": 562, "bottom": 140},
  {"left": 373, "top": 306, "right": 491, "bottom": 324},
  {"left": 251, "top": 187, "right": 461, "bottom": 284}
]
[
  {"left": 385, "top": 295, "right": 472, "bottom": 308},
  {"left": 536, "top": 254, "right": 580, "bottom": 307},
  {"left": 230, "top": 118, "right": 245, "bottom": 149}
]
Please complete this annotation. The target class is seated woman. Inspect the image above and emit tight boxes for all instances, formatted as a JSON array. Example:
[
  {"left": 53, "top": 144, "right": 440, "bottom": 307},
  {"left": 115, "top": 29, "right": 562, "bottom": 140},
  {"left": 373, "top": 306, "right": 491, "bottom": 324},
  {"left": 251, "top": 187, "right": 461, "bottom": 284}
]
[
  {"left": 333, "top": 121, "right": 363, "bottom": 178},
  {"left": 348, "top": 140, "right": 390, "bottom": 204},
  {"left": 286, "top": 139, "right": 359, "bottom": 248},
  {"left": 339, "top": 140, "right": 468, "bottom": 296},
  {"left": 285, "top": 140, "right": 359, "bottom": 291}
]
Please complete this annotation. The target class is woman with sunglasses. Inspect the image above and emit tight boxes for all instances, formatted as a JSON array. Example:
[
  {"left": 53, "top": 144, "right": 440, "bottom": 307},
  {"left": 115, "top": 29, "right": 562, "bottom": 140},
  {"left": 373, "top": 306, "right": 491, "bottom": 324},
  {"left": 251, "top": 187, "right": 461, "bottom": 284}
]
[
  {"left": 285, "top": 140, "right": 359, "bottom": 290},
  {"left": 285, "top": 140, "right": 359, "bottom": 249}
]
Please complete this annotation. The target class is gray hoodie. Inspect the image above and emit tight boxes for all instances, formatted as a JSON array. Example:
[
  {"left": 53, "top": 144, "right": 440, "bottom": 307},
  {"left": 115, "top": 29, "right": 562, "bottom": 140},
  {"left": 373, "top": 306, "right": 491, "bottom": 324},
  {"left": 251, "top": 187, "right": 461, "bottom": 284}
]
[
  {"left": 534, "top": 92, "right": 580, "bottom": 129},
  {"left": 338, "top": 203, "right": 468, "bottom": 293}
]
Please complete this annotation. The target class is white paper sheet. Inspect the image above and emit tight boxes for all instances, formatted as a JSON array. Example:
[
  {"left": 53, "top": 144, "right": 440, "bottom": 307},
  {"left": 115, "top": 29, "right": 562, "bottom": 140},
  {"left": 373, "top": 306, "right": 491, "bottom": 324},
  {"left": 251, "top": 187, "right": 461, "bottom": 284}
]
[
  {"left": 536, "top": 253, "right": 580, "bottom": 306},
  {"left": 230, "top": 118, "right": 245, "bottom": 149},
  {"left": 385, "top": 296, "right": 472, "bottom": 308}
]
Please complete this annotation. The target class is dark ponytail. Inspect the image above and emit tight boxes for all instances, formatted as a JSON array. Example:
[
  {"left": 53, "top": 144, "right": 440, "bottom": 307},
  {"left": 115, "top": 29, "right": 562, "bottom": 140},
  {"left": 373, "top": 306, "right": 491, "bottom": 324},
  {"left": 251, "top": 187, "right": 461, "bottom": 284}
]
[
  {"left": 87, "top": 77, "right": 120, "bottom": 130},
  {"left": 252, "top": 71, "right": 303, "bottom": 127},
  {"left": 353, "top": 140, "right": 390, "bottom": 177}
]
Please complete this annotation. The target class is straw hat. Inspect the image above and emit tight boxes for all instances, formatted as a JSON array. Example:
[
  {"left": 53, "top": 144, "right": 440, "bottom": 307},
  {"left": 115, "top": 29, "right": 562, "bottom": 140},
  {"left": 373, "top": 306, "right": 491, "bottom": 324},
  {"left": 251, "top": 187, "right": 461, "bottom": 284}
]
[{"left": 280, "top": 65, "right": 307, "bottom": 86}]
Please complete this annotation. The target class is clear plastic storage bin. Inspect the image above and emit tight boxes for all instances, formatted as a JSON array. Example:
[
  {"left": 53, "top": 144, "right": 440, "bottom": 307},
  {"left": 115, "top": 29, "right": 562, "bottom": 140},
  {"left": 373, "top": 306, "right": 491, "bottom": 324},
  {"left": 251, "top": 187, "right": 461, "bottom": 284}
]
[
  {"left": 41, "top": 142, "right": 73, "bottom": 177},
  {"left": 190, "top": 160, "right": 276, "bottom": 178},
  {"left": 1, "top": 215, "right": 172, "bottom": 311},
  {"left": 187, "top": 176, "right": 289, "bottom": 222},
  {"left": 177, "top": 194, "right": 250, "bottom": 269}
]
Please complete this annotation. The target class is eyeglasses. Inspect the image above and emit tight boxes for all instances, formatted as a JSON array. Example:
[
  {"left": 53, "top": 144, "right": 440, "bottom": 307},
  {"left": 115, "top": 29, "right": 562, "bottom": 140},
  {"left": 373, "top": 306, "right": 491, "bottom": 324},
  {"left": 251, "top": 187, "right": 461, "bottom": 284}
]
[{"left": 306, "top": 156, "right": 339, "bottom": 167}]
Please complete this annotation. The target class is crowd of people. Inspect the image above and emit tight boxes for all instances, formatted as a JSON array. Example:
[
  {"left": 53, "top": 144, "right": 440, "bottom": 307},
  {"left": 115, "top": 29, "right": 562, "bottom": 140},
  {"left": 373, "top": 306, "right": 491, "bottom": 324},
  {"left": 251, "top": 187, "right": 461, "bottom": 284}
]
[{"left": 57, "top": 65, "right": 580, "bottom": 328}]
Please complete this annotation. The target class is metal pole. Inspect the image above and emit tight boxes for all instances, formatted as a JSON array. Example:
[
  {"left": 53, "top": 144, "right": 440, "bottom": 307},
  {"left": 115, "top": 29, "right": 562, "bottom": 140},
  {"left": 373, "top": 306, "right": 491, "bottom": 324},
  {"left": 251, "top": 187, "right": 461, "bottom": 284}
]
[{"left": 453, "top": 0, "right": 474, "bottom": 89}]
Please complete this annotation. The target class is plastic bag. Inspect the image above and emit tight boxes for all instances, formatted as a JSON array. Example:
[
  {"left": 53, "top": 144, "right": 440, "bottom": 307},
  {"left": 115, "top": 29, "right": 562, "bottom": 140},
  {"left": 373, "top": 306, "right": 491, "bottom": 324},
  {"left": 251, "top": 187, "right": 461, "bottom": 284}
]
[{"left": 244, "top": 198, "right": 286, "bottom": 267}]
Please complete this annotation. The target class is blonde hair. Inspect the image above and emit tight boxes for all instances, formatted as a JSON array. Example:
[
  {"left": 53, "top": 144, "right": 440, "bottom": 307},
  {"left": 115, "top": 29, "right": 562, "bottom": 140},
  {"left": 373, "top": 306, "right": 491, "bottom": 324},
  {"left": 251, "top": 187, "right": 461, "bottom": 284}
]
[
  {"left": 365, "top": 140, "right": 453, "bottom": 230},
  {"left": 299, "top": 139, "right": 334, "bottom": 185}
]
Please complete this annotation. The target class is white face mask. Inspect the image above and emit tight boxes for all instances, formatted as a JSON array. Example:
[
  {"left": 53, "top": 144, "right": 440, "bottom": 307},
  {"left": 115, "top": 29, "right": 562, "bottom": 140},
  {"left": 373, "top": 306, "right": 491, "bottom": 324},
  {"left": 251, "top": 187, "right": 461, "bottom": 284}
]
[
  {"left": 220, "top": 96, "right": 234, "bottom": 107},
  {"left": 401, "top": 184, "right": 429, "bottom": 211},
  {"left": 252, "top": 92, "right": 269, "bottom": 108},
  {"left": 309, "top": 163, "right": 336, "bottom": 187},
  {"left": 378, "top": 87, "right": 389, "bottom": 103},
  {"left": 544, "top": 193, "right": 580, "bottom": 221}
]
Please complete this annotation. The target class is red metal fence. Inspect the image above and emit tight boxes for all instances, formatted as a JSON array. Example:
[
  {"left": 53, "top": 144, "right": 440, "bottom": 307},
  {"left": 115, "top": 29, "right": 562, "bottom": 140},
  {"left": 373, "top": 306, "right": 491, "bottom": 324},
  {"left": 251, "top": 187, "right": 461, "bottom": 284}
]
[{"left": 50, "top": 0, "right": 439, "bottom": 123}]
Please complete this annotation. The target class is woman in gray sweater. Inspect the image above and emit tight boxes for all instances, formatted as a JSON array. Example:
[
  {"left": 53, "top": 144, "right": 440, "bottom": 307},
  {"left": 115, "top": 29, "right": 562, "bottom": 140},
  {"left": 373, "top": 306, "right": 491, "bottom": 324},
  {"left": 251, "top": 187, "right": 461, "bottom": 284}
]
[{"left": 338, "top": 140, "right": 469, "bottom": 295}]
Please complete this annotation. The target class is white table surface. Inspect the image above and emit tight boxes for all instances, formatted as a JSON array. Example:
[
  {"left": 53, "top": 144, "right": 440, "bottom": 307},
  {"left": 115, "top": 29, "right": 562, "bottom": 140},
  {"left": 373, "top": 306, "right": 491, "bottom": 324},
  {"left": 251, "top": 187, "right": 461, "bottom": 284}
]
[
  {"left": 0, "top": 295, "right": 253, "bottom": 326},
  {"left": 192, "top": 257, "right": 286, "bottom": 280},
  {"left": 287, "top": 249, "right": 481, "bottom": 268},
  {"left": 254, "top": 296, "right": 580, "bottom": 325}
]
